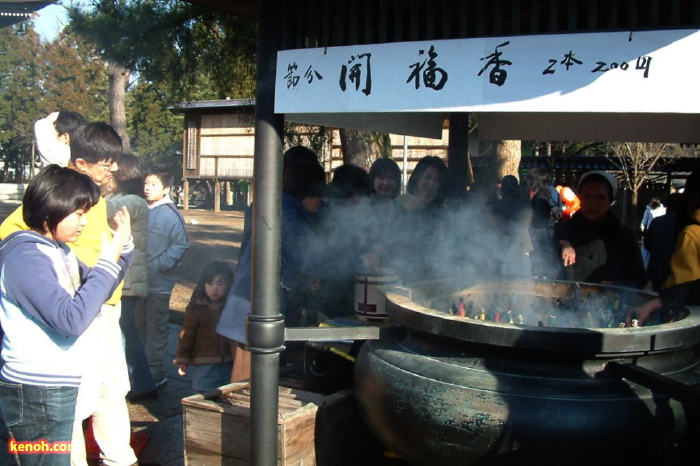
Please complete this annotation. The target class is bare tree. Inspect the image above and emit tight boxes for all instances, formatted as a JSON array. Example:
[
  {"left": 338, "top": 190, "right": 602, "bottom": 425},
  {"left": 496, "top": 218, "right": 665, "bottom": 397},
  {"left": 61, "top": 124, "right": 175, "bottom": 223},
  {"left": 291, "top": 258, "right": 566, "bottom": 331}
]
[{"left": 605, "top": 142, "right": 669, "bottom": 226}]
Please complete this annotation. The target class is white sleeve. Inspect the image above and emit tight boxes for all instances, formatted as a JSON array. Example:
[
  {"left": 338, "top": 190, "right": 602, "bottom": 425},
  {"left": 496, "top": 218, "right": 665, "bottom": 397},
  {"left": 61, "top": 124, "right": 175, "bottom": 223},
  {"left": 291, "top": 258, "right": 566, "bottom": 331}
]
[{"left": 34, "top": 113, "right": 70, "bottom": 166}]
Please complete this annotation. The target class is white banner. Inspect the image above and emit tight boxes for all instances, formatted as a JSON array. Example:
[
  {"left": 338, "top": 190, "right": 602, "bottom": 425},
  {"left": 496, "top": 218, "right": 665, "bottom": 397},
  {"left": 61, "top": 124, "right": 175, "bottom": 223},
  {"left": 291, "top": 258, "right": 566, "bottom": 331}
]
[{"left": 275, "top": 29, "right": 700, "bottom": 115}]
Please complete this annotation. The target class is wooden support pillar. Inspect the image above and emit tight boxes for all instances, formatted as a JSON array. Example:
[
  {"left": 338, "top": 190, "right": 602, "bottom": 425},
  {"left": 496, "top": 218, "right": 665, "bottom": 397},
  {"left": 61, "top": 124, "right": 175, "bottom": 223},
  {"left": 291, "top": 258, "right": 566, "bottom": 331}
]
[
  {"left": 183, "top": 178, "right": 190, "bottom": 211},
  {"left": 225, "top": 181, "right": 233, "bottom": 206},
  {"left": 214, "top": 179, "right": 221, "bottom": 212}
]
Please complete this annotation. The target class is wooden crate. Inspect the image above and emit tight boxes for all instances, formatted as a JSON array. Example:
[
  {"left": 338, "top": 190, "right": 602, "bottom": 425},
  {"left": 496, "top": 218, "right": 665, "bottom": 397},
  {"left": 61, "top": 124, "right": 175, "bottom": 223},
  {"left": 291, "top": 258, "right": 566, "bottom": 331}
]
[{"left": 182, "top": 382, "right": 382, "bottom": 465}]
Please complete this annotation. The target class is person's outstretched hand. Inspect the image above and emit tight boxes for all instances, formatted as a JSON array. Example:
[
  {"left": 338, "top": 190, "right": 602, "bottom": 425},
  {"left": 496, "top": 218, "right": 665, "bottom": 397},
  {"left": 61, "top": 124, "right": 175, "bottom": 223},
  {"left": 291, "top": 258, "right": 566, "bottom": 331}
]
[
  {"left": 626, "top": 297, "right": 663, "bottom": 327},
  {"left": 561, "top": 244, "right": 576, "bottom": 267}
]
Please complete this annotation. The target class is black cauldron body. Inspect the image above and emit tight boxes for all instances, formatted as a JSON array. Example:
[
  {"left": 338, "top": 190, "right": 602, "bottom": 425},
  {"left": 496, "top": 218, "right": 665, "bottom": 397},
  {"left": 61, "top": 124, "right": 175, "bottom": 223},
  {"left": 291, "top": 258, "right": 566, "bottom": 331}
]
[{"left": 354, "top": 281, "right": 700, "bottom": 466}]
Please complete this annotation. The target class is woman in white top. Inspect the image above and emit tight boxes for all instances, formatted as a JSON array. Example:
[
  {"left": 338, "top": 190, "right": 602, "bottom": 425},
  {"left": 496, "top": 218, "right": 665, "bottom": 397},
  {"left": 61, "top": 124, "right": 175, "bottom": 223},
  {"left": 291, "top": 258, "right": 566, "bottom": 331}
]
[{"left": 641, "top": 197, "right": 666, "bottom": 268}]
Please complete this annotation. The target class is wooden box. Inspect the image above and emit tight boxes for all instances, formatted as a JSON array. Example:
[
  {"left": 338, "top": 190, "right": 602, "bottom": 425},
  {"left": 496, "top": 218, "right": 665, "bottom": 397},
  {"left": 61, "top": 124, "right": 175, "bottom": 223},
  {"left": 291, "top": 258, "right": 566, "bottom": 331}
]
[{"left": 181, "top": 382, "right": 382, "bottom": 465}]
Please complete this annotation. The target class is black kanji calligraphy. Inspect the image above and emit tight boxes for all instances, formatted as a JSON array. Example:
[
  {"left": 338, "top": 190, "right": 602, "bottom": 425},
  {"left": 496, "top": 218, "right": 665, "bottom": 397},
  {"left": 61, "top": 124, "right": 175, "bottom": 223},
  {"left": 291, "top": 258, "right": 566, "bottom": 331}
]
[
  {"left": 304, "top": 65, "right": 323, "bottom": 84},
  {"left": 635, "top": 55, "right": 652, "bottom": 78},
  {"left": 478, "top": 41, "right": 512, "bottom": 87},
  {"left": 285, "top": 62, "right": 300, "bottom": 89},
  {"left": 543, "top": 51, "right": 583, "bottom": 74},
  {"left": 561, "top": 51, "right": 583, "bottom": 70},
  {"left": 407, "top": 45, "right": 448, "bottom": 90},
  {"left": 339, "top": 53, "right": 373, "bottom": 96}
]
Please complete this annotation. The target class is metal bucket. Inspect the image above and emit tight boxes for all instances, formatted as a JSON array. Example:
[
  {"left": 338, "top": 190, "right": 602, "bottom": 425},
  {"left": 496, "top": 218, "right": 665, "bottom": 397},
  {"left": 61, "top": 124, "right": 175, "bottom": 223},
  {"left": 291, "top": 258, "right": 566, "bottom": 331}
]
[{"left": 354, "top": 268, "right": 398, "bottom": 321}]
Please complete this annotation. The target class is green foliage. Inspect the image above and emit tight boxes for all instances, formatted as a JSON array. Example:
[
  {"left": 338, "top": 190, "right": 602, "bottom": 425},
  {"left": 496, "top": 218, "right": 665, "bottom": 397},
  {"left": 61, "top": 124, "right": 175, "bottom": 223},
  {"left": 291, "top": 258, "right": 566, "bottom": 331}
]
[
  {"left": 0, "top": 21, "right": 113, "bottom": 180},
  {"left": 68, "top": 1, "right": 257, "bottom": 100},
  {"left": 127, "top": 79, "right": 182, "bottom": 167},
  {"left": 145, "top": 4, "right": 258, "bottom": 100},
  {"left": 0, "top": 26, "right": 42, "bottom": 143},
  {"left": 1, "top": 1, "right": 259, "bottom": 180},
  {"left": 37, "top": 32, "right": 110, "bottom": 121},
  {"left": 62, "top": 0, "right": 258, "bottom": 176},
  {"left": 0, "top": 26, "right": 43, "bottom": 180},
  {"left": 68, "top": 0, "right": 171, "bottom": 73}
]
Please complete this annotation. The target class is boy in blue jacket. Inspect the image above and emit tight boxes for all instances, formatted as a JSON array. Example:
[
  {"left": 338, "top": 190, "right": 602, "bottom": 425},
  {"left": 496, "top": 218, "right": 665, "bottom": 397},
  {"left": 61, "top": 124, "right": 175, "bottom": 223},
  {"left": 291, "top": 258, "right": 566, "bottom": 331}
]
[{"left": 140, "top": 165, "right": 189, "bottom": 386}]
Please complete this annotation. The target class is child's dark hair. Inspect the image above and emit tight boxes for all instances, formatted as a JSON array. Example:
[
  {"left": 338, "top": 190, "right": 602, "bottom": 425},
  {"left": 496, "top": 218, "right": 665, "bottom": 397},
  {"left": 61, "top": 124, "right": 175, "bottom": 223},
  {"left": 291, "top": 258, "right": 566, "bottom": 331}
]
[
  {"left": 146, "top": 164, "right": 175, "bottom": 188},
  {"left": 113, "top": 153, "right": 145, "bottom": 197},
  {"left": 282, "top": 159, "right": 327, "bottom": 199},
  {"left": 369, "top": 158, "right": 401, "bottom": 198},
  {"left": 70, "top": 122, "right": 123, "bottom": 165},
  {"left": 328, "top": 164, "right": 371, "bottom": 199},
  {"left": 407, "top": 156, "right": 448, "bottom": 205},
  {"left": 190, "top": 261, "right": 234, "bottom": 304},
  {"left": 528, "top": 167, "right": 551, "bottom": 196},
  {"left": 283, "top": 146, "right": 318, "bottom": 174},
  {"left": 55, "top": 110, "right": 86, "bottom": 138},
  {"left": 500, "top": 174, "right": 521, "bottom": 200},
  {"left": 23, "top": 165, "right": 100, "bottom": 236}
]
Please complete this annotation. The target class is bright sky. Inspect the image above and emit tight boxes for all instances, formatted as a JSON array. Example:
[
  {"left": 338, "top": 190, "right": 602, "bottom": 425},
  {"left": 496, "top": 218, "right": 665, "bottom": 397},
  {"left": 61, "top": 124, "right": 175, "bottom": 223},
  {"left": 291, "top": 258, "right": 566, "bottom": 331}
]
[{"left": 32, "top": 3, "right": 68, "bottom": 41}]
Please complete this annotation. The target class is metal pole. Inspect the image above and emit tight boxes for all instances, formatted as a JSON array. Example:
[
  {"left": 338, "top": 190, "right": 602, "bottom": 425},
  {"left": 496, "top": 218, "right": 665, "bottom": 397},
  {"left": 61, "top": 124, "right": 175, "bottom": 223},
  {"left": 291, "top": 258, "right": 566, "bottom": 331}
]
[{"left": 249, "top": 1, "right": 285, "bottom": 465}]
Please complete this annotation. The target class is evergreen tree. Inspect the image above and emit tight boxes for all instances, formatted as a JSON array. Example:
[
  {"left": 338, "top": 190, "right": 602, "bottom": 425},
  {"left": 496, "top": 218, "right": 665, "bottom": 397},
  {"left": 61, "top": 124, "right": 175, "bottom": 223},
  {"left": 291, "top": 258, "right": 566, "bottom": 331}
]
[
  {"left": 68, "top": 0, "right": 258, "bottom": 154},
  {"left": 0, "top": 26, "right": 43, "bottom": 181},
  {"left": 38, "top": 32, "right": 110, "bottom": 121}
]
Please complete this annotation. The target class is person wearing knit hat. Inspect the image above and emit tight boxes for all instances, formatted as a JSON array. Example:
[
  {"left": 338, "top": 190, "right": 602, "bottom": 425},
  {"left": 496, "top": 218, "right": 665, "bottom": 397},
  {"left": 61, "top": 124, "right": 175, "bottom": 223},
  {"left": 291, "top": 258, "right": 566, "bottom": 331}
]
[
  {"left": 578, "top": 170, "right": 618, "bottom": 204},
  {"left": 282, "top": 158, "right": 327, "bottom": 206},
  {"left": 554, "top": 170, "right": 647, "bottom": 288}
]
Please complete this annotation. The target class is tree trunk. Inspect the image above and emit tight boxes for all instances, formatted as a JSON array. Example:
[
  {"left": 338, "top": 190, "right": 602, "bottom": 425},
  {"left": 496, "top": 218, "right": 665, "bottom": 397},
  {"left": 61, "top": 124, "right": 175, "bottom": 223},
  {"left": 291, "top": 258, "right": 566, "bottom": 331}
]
[
  {"left": 494, "top": 139, "right": 522, "bottom": 182},
  {"left": 338, "top": 128, "right": 374, "bottom": 169},
  {"left": 108, "top": 60, "right": 131, "bottom": 154},
  {"left": 630, "top": 188, "right": 639, "bottom": 231}
]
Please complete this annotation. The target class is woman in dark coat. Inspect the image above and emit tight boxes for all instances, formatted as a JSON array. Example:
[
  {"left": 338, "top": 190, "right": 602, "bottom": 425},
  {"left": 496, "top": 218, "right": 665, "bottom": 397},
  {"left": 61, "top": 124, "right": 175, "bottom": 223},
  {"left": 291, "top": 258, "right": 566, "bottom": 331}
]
[
  {"left": 554, "top": 170, "right": 647, "bottom": 289},
  {"left": 528, "top": 168, "right": 559, "bottom": 279}
]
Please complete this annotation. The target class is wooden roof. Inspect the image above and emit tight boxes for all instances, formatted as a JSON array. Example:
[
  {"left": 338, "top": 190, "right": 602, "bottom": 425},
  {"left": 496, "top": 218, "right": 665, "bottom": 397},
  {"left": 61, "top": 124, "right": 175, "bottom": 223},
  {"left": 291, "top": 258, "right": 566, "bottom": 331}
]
[
  {"left": 182, "top": 1, "right": 700, "bottom": 46},
  {"left": 0, "top": 1, "right": 55, "bottom": 28},
  {"left": 170, "top": 98, "right": 255, "bottom": 114},
  {"left": 183, "top": 0, "right": 257, "bottom": 20}
]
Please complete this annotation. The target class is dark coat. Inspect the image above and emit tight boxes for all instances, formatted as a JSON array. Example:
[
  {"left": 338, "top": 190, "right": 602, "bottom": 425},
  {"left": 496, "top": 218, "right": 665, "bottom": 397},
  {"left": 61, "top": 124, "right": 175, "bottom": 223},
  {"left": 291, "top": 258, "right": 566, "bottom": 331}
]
[
  {"left": 530, "top": 194, "right": 558, "bottom": 279},
  {"left": 554, "top": 211, "right": 647, "bottom": 289},
  {"left": 660, "top": 276, "right": 700, "bottom": 306},
  {"left": 175, "top": 298, "right": 232, "bottom": 365},
  {"left": 644, "top": 212, "right": 677, "bottom": 291},
  {"left": 217, "top": 193, "right": 321, "bottom": 344}
]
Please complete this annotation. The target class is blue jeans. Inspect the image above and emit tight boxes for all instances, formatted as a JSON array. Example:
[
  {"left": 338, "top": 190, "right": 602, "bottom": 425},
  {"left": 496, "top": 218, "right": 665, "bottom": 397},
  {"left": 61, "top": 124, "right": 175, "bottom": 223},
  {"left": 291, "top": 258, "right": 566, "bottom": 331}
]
[
  {"left": 120, "top": 296, "right": 157, "bottom": 395},
  {"left": 0, "top": 376, "right": 77, "bottom": 466},
  {"left": 189, "top": 362, "right": 233, "bottom": 393}
]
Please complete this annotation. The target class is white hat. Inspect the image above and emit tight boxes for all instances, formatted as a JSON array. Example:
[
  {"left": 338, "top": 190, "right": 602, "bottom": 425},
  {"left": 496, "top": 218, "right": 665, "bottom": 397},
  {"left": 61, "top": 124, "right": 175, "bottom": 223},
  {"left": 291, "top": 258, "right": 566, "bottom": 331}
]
[{"left": 578, "top": 170, "right": 618, "bottom": 200}]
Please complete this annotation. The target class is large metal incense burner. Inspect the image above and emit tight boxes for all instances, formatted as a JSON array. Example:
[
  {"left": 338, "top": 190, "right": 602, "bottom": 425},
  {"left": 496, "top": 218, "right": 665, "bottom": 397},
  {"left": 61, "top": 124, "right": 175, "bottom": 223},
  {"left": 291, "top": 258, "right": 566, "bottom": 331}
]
[{"left": 354, "top": 280, "right": 700, "bottom": 466}]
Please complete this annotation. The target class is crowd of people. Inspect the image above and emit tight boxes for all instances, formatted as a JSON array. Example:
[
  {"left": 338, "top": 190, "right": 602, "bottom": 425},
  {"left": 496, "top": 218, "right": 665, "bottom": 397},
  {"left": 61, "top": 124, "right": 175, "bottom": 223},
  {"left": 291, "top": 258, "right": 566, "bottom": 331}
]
[
  {"left": 0, "top": 109, "right": 697, "bottom": 464},
  {"left": 0, "top": 111, "right": 193, "bottom": 465}
]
